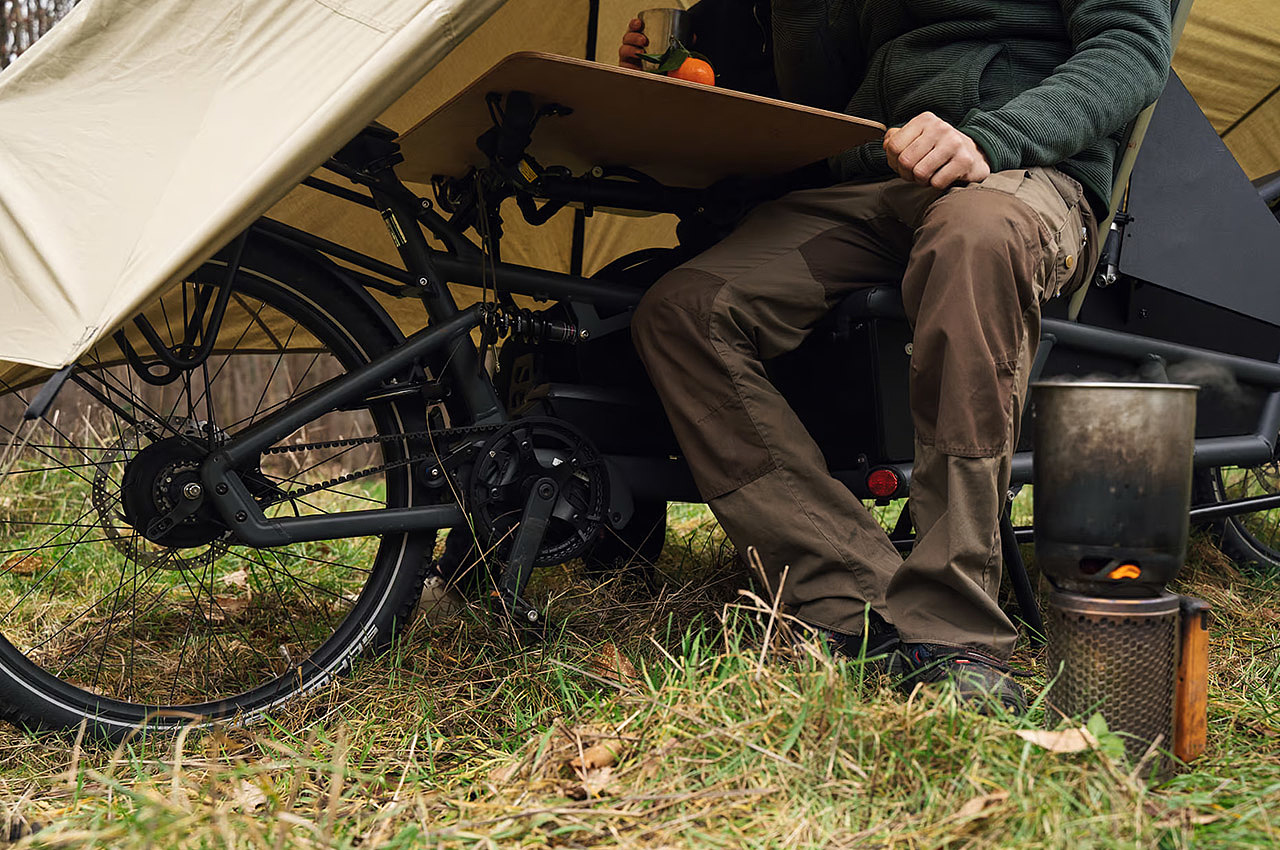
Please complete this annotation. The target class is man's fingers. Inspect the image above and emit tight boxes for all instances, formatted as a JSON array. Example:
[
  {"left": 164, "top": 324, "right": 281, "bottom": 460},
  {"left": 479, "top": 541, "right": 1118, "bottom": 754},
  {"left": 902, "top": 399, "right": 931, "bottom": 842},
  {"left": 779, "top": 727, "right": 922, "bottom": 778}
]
[
  {"left": 895, "top": 125, "right": 950, "bottom": 175},
  {"left": 909, "top": 142, "right": 959, "bottom": 183},
  {"left": 619, "top": 19, "right": 647, "bottom": 68},
  {"left": 929, "top": 158, "right": 971, "bottom": 190},
  {"left": 888, "top": 114, "right": 949, "bottom": 171},
  {"left": 883, "top": 127, "right": 899, "bottom": 160},
  {"left": 883, "top": 112, "right": 993, "bottom": 187},
  {"left": 884, "top": 111, "right": 941, "bottom": 155},
  {"left": 963, "top": 154, "right": 993, "bottom": 184},
  {"left": 883, "top": 120, "right": 925, "bottom": 159}
]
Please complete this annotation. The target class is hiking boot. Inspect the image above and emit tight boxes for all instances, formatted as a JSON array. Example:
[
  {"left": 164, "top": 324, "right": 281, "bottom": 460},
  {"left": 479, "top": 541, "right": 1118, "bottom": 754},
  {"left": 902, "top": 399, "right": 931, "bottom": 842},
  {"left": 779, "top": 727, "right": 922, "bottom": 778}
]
[
  {"left": 822, "top": 610, "right": 900, "bottom": 662},
  {"left": 891, "top": 643, "right": 1027, "bottom": 715}
]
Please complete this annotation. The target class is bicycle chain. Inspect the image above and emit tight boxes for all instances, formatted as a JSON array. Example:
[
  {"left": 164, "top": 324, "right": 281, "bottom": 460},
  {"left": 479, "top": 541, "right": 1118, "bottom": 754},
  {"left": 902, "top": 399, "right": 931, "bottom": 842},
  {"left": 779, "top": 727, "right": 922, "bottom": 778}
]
[{"left": 257, "top": 422, "right": 504, "bottom": 503}]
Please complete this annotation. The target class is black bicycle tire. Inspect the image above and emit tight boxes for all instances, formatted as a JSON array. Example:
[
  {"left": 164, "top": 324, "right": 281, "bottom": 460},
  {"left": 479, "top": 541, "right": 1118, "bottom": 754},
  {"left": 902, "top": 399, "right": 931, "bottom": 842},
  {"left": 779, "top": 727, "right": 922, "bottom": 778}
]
[
  {"left": 1194, "top": 466, "right": 1280, "bottom": 572},
  {"left": 0, "top": 242, "right": 435, "bottom": 738}
]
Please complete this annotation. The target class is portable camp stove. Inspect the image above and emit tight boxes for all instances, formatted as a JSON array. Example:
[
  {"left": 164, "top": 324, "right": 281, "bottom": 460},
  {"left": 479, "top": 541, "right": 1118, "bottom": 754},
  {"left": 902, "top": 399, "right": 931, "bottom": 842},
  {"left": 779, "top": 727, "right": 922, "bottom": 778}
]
[{"left": 1032, "top": 381, "right": 1210, "bottom": 774}]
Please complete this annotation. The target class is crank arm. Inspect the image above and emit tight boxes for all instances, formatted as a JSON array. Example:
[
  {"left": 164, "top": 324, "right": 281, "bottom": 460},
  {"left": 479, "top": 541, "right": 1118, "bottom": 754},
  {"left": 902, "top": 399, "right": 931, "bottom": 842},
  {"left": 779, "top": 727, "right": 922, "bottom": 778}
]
[{"left": 496, "top": 475, "right": 559, "bottom": 623}]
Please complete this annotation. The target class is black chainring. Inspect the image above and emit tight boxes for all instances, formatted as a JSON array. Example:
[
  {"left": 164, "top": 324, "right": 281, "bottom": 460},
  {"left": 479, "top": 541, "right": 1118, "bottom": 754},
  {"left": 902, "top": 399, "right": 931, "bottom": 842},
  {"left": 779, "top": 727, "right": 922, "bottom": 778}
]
[{"left": 468, "top": 418, "right": 608, "bottom": 567}]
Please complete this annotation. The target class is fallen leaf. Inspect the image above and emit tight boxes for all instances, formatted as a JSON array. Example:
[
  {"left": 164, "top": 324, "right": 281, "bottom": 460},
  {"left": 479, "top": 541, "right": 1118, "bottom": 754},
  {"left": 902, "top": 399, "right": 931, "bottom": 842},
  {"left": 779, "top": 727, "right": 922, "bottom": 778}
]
[
  {"left": 589, "top": 641, "right": 640, "bottom": 684},
  {"left": 955, "top": 791, "right": 1010, "bottom": 819},
  {"left": 489, "top": 760, "right": 525, "bottom": 785},
  {"left": 220, "top": 568, "right": 249, "bottom": 589},
  {"left": 576, "top": 765, "right": 615, "bottom": 799},
  {"left": 576, "top": 739, "right": 624, "bottom": 771},
  {"left": 3, "top": 554, "right": 43, "bottom": 576},
  {"left": 1015, "top": 727, "right": 1098, "bottom": 753},
  {"left": 1154, "top": 809, "right": 1223, "bottom": 829},
  {"left": 228, "top": 779, "right": 267, "bottom": 813},
  {"left": 202, "top": 596, "right": 252, "bottom": 622}
]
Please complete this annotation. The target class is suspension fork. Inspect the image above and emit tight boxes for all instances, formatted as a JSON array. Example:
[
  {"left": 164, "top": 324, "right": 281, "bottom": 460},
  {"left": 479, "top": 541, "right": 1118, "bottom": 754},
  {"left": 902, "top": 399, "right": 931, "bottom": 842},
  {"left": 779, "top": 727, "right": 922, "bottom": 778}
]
[{"left": 369, "top": 172, "right": 507, "bottom": 427}]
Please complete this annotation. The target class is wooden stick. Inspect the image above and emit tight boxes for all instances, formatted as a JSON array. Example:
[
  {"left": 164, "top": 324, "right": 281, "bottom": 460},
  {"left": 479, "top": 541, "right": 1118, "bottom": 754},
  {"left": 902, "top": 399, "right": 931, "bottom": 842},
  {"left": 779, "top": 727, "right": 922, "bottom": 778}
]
[{"left": 1174, "top": 596, "right": 1211, "bottom": 763}]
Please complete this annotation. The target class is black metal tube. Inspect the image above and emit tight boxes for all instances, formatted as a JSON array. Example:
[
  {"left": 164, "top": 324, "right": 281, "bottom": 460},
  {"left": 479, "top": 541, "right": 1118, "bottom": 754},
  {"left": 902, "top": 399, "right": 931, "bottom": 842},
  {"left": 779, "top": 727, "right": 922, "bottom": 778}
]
[
  {"left": 221, "top": 306, "right": 481, "bottom": 467},
  {"left": 1043, "top": 317, "right": 1280, "bottom": 388},
  {"left": 537, "top": 174, "right": 703, "bottom": 216},
  {"left": 254, "top": 217, "right": 644, "bottom": 312},
  {"left": 232, "top": 504, "right": 466, "bottom": 547},
  {"left": 1189, "top": 491, "right": 1280, "bottom": 522},
  {"left": 377, "top": 188, "right": 507, "bottom": 424},
  {"left": 255, "top": 218, "right": 418, "bottom": 286},
  {"left": 1192, "top": 435, "right": 1275, "bottom": 469},
  {"left": 302, "top": 176, "right": 377, "bottom": 210},
  {"left": 1014, "top": 435, "right": 1275, "bottom": 485},
  {"left": 430, "top": 253, "right": 643, "bottom": 310},
  {"left": 1011, "top": 453, "right": 1032, "bottom": 486},
  {"left": 1001, "top": 512, "right": 1045, "bottom": 641}
]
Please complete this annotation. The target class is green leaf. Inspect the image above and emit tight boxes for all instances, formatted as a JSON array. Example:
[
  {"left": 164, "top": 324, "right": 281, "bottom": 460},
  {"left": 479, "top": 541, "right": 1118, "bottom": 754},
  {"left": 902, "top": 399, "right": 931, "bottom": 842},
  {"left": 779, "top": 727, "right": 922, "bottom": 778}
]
[
  {"left": 637, "top": 39, "right": 698, "bottom": 74},
  {"left": 656, "top": 48, "right": 691, "bottom": 74},
  {"left": 1085, "top": 712, "right": 1127, "bottom": 761}
]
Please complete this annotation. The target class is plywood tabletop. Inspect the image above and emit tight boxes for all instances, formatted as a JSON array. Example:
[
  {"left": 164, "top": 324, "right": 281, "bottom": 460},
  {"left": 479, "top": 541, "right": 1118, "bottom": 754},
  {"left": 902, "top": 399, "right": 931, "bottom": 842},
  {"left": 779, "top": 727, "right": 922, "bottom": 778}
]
[{"left": 397, "top": 51, "right": 884, "bottom": 188}]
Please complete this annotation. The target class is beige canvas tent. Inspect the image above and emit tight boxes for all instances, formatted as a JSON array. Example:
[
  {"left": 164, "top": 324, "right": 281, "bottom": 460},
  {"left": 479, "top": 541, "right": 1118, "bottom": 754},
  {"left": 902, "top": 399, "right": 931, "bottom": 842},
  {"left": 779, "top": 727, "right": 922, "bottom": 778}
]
[
  {"left": 0, "top": 0, "right": 691, "bottom": 373},
  {"left": 0, "top": 0, "right": 1276, "bottom": 376},
  {"left": 1175, "top": 0, "right": 1280, "bottom": 182}
]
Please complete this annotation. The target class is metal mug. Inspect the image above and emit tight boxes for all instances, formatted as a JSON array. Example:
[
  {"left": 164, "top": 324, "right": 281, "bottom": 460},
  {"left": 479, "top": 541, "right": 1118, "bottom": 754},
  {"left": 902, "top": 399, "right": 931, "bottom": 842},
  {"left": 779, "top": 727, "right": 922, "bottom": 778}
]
[
  {"left": 638, "top": 8, "right": 693, "bottom": 72},
  {"left": 1032, "top": 380, "right": 1198, "bottom": 593}
]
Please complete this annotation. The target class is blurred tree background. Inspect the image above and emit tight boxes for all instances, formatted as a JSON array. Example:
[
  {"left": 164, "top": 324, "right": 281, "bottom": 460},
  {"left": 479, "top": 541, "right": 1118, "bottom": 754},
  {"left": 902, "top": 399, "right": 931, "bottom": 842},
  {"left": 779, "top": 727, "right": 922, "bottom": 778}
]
[{"left": 2, "top": 0, "right": 76, "bottom": 69}]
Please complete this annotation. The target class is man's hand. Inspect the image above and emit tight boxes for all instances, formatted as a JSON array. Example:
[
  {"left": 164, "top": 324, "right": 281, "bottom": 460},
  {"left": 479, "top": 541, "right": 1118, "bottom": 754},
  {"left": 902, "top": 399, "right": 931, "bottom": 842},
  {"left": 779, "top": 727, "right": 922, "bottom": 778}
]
[
  {"left": 884, "top": 112, "right": 992, "bottom": 189},
  {"left": 619, "top": 18, "right": 648, "bottom": 69}
]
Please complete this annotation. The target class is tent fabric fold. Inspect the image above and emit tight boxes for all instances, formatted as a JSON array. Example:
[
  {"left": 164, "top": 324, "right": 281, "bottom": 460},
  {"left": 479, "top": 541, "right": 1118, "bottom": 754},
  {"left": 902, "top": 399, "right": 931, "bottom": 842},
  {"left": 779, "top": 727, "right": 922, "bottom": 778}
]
[{"left": 0, "top": 0, "right": 507, "bottom": 370}]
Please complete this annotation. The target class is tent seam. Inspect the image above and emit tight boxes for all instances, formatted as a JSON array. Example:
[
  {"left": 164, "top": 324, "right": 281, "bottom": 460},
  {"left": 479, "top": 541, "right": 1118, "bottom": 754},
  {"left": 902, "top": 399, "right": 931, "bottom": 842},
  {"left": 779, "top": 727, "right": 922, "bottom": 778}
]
[
  {"left": 310, "top": 0, "right": 394, "bottom": 33},
  {"left": 1221, "top": 80, "right": 1280, "bottom": 139}
]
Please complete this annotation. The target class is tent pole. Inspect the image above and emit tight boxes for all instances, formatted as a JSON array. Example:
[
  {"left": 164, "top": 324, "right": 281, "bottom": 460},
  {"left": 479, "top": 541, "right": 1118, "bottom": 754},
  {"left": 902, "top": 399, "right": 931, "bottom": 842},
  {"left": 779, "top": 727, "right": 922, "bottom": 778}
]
[{"left": 570, "top": 0, "right": 601, "bottom": 278}]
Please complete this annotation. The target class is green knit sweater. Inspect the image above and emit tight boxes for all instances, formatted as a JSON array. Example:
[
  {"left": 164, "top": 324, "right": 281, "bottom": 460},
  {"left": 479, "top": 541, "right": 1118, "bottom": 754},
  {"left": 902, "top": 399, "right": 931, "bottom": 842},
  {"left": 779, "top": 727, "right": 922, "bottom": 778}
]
[{"left": 771, "top": 0, "right": 1173, "bottom": 215}]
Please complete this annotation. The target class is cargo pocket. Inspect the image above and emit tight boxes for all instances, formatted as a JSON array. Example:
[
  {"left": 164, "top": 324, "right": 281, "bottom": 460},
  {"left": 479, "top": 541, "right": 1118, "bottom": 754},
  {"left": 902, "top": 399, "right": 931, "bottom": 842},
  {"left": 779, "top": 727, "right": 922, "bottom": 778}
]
[
  {"left": 975, "top": 169, "right": 1028, "bottom": 197},
  {"left": 979, "top": 168, "right": 1090, "bottom": 301},
  {"left": 1038, "top": 172, "right": 1091, "bottom": 299}
]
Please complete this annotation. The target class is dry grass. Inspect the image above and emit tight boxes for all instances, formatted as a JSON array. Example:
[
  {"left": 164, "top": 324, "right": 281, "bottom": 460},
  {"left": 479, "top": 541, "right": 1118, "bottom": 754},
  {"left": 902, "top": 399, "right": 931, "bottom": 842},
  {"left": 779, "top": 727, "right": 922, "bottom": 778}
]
[{"left": 0, "top": 509, "right": 1276, "bottom": 848}]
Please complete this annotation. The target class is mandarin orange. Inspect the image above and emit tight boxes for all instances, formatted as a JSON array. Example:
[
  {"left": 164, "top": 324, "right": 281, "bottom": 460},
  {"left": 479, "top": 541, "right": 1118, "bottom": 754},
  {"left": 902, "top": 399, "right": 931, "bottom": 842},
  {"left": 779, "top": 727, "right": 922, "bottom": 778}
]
[{"left": 668, "top": 57, "right": 715, "bottom": 86}]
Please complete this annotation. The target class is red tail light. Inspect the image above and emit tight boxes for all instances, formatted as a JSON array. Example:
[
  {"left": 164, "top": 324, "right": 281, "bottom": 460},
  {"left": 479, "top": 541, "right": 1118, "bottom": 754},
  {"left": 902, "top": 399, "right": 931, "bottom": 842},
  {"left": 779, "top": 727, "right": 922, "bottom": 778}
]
[{"left": 866, "top": 468, "right": 901, "bottom": 499}]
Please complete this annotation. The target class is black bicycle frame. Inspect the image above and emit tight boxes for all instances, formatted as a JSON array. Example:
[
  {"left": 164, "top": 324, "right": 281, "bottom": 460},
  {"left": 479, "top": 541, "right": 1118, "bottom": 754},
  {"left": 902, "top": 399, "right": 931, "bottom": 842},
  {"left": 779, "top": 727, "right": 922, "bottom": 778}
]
[
  {"left": 168, "top": 140, "right": 1280, "bottom": 547},
  {"left": 196, "top": 160, "right": 653, "bottom": 546},
  {"left": 200, "top": 305, "right": 480, "bottom": 546}
]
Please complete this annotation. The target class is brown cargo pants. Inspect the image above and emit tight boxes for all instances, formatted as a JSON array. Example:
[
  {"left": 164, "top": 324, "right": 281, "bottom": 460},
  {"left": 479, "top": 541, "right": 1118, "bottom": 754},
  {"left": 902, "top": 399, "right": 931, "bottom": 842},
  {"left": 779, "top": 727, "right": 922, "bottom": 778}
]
[{"left": 631, "top": 168, "right": 1097, "bottom": 659}]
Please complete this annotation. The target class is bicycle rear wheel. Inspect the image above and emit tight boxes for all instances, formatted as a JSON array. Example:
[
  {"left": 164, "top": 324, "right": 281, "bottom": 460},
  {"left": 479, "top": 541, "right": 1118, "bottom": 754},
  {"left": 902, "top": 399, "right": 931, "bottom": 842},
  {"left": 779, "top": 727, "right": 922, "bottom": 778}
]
[
  {"left": 0, "top": 242, "right": 432, "bottom": 737},
  {"left": 1196, "top": 463, "right": 1280, "bottom": 572}
]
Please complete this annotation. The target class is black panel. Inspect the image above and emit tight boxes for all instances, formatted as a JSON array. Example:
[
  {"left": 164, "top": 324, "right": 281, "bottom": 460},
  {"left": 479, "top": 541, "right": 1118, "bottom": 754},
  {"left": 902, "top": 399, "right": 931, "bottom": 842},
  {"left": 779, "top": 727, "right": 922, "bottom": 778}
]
[
  {"left": 770, "top": 313, "right": 914, "bottom": 468},
  {"left": 1121, "top": 73, "right": 1280, "bottom": 328}
]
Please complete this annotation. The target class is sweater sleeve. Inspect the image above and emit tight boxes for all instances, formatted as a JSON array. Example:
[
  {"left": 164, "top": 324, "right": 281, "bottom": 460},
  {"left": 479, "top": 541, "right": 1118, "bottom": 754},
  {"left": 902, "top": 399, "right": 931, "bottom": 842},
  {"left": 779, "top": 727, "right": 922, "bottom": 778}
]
[
  {"left": 771, "top": 0, "right": 862, "bottom": 110},
  {"left": 958, "top": 0, "right": 1172, "bottom": 173}
]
